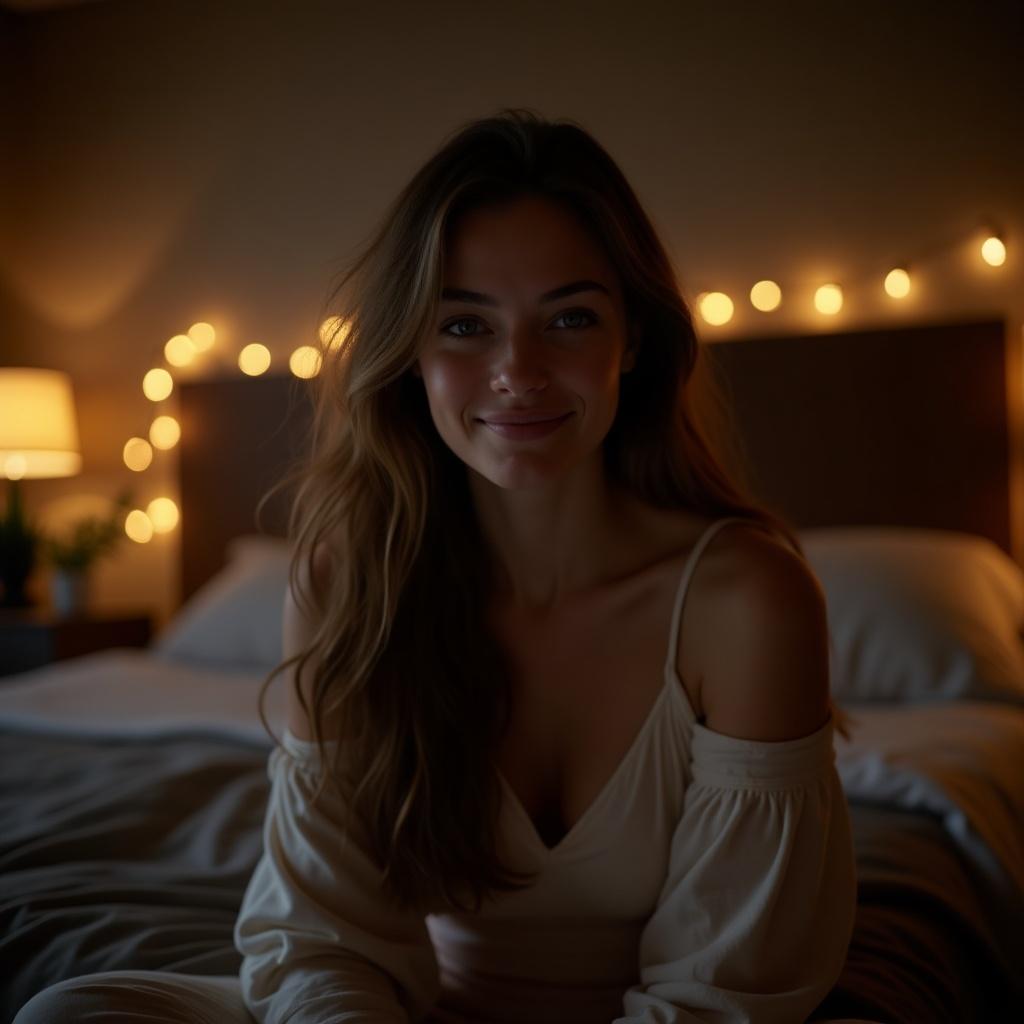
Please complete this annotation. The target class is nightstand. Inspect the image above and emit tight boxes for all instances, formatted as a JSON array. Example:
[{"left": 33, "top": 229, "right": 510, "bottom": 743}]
[{"left": 0, "top": 608, "right": 153, "bottom": 678}]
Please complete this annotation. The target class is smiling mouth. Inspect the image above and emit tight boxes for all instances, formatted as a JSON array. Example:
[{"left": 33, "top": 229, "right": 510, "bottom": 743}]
[
  {"left": 480, "top": 413, "right": 571, "bottom": 425},
  {"left": 476, "top": 412, "right": 574, "bottom": 439}
]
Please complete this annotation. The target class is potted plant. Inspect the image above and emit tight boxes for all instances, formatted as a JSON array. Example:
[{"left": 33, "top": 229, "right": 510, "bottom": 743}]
[
  {"left": 0, "top": 482, "right": 40, "bottom": 608},
  {"left": 41, "top": 490, "right": 133, "bottom": 616}
]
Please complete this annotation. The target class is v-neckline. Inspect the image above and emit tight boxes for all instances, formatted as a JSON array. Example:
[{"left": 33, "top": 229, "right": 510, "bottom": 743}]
[
  {"left": 489, "top": 517, "right": 740, "bottom": 858},
  {"left": 495, "top": 666, "right": 684, "bottom": 857}
]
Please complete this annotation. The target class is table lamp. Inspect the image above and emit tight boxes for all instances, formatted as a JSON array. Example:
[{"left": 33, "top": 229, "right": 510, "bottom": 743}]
[{"left": 0, "top": 368, "right": 81, "bottom": 607}]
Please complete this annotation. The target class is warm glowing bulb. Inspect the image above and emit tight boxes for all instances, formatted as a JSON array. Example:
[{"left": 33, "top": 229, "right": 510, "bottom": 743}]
[
  {"left": 749, "top": 280, "right": 781, "bottom": 312},
  {"left": 164, "top": 334, "right": 197, "bottom": 367},
  {"left": 289, "top": 345, "right": 323, "bottom": 379},
  {"left": 149, "top": 415, "right": 181, "bottom": 450},
  {"left": 814, "top": 284, "right": 843, "bottom": 315},
  {"left": 146, "top": 496, "right": 179, "bottom": 533},
  {"left": 142, "top": 367, "right": 173, "bottom": 401},
  {"left": 698, "top": 291, "right": 734, "bottom": 326},
  {"left": 3, "top": 454, "right": 27, "bottom": 480},
  {"left": 123, "top": 437, "right": 153, "bottom": 472},
  {"left": 188, "top": 322, "right": 216, "bottom": 351},
  {"left": 319, "top": 316, "right": 349, "bottom": 349},
  {"left": 238, "top": 343, "right": 271, "bottom": 376},
  {"left": 981, "top": 236, "right": 1006, "bottom": 267},
  {"left": 125, "top": 509, "right": 154, "bottom": 543},
  {"left": 884, "top": 268, "right": 911, "bottom": 298}
]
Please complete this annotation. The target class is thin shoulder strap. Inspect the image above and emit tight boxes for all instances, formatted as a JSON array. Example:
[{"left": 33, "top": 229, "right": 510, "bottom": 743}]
[{"left": 663, "top": 516, "right": 778, "bottom": 677}]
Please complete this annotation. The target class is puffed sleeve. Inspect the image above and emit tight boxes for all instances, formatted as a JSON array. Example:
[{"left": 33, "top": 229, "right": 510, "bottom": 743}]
[
  {"left": 613, "top": 714, "right": 856, "bottom": 1024},
  {"left": 234, "top": 731, "right": 440, "bottom": 1023}
]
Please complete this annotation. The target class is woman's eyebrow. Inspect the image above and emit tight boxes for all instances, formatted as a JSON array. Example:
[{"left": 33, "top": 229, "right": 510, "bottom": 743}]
[{"left": 439, "top": 279, "right": 611, "bottom": 307}]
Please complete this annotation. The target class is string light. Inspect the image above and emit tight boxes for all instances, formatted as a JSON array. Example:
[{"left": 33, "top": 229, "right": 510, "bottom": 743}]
[
  {"left": 149, "top": 415, "right": 181, "bottom": 450},
  {"left": 693, "top": 222, "right": 1008, "bottom": 326},
  {"left": 238, "top": 343, "right": 272, "bottom": 376},
  {"left": 114, "top": 215, "right": 1011, "bottom": 545},
  {"left": 884, "top": 268, "right": 911, "bottom": 299},
  {"left": 319, "top": 316, "right": 342, "bottom": 342},
  {"left": 697, "top": 291, "right": 734, "bottom": 326},
  {"left": 187, "top": 322, "right": 216, "bottom": 352},
  {"left": 124, "top": 509, "right": 154, "bottom": 543},
  {"left": 981, "top": 236, "right": 1006, "bottom": 267},
  {"left": 164, "top": 334, "right": 197, "bottom": 367},
  {"left": 142, "top": 368, "right": 173, "bottom": 401},
  {"left": 289, "top": 345, "right": 323, "bottom": 379},
  {"left": 814, "top": 283, "right": 843, "bottom": 315},
  {"left": 122, "top": 437, "right": 153, "bottom": 471},
  {"left": 146, "top": 497, "right": 179, "bottom": 533},
  {"left": 750, "top": 280, "right": 782, "bottom": 312}
]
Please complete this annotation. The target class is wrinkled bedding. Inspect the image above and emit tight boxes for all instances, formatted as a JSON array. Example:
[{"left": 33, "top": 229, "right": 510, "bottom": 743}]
[
  {"left": 0, "top": 731, "right": 267, "bottom": 1022},
  {"left": 1, "top": 717, "right": 1021, "bottom": 1023}
]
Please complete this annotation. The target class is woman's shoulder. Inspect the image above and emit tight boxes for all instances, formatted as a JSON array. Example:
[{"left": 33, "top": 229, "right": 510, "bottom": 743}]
[
  {"left": 623, "top": 500, "right": 800, "bottom": 580},
  {"left": 681, "top": 518, "right": 832, "bottom": 742},
  {"left": 632, "top": 505, "right": 830, "bottom": 740}
]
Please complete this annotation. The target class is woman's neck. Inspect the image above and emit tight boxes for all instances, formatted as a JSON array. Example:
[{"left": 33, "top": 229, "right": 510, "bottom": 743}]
[{"left": 469, "top": 458, "right": 635, "bottom": 611}]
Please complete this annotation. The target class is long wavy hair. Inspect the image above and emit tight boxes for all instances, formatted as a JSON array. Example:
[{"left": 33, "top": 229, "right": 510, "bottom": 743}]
[{"left": 258, "top": 107, "right": 851, "bottom": 917}]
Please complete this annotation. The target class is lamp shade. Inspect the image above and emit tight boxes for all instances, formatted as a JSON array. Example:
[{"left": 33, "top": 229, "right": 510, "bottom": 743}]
[{"left": 0, "top": 368, "right": 82, "bottom": 480}]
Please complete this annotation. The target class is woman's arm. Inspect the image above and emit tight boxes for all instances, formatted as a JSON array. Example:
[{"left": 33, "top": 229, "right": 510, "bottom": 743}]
[
  {"left": 614, "top": 535, "right": 856, "bottom": 1023},
  {"left": 234, "top": 544, "right": 439, "bottom": 1023}
]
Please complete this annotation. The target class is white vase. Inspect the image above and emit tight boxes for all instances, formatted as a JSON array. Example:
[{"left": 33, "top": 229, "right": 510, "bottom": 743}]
[{"left": 51, "top": 567, "right": 91, "bottom": 617}]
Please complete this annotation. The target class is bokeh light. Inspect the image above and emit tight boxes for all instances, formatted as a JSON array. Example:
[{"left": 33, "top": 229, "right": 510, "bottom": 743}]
[
  {"left": 814, "top": 283, "right": 843, "bottom": 315},
  {"left": 749, "top": 280, "right": 782, "bottom": 312},
  {"left": 164, "top": 334, "right": 197, "bottom": 367},
  {"left": 146, "top": 496, "right": 179, "bottom": 533},
  {"left": 884, "top": 268, "right": 911, "bottom": 298},
  {"left": 238, "top": 343, "right": 271, "bottom": 376},
  {"left": 981, "top": 236, "right": 1006, "bottom": 267},
  {"left": 188, "top": 322, "right": 216, "bottom": 351},
  {"left": 125, "top": 509, "right": 154, "bottom": 543},
  {"left": 289, "top": 345, "right": 323, "bottom": 379},
  {"left": 123, "top": 437, "right": 153, "bottom": 472},
  {"left": 149, "top": 415, "right": 181, "bottom": 450},
  {"left": 697, "top": 292, "right": 734, "bottom": 326},
  {"left": 142, "top": 368, "right": 173, "bottom": 401}
]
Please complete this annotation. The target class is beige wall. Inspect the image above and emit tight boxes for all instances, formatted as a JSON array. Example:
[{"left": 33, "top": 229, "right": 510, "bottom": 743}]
[{"left": 2, "top": 0, "right": 1022, "bottom": 627}]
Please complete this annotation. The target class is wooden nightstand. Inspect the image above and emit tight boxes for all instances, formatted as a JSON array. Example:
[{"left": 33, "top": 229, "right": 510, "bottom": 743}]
[{"left": 0, "top": 608, "right": 153, "bottom": 678}]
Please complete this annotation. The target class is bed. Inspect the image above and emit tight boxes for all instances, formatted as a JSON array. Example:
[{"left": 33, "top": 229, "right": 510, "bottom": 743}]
[{"left": 1, "top": 317, "right": 1022, "bottom": 1022}]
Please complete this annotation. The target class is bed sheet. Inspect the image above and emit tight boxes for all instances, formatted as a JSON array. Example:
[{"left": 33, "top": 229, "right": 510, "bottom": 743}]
[
  {"left": 0, "top": 648, "right": 284, "bottom": 744},
  {"left": 0, "top": 654, "right": 1021, "bottom": 1021}
]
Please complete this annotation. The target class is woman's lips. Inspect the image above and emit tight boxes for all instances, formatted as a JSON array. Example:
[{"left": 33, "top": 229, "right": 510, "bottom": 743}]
[{"left": 478, "top": 412, "right": 574, "bottom": 440}]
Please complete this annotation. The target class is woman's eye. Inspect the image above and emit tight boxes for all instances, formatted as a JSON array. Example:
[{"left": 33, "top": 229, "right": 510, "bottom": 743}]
[
  {"left": 440, "top": 309, "right": 597, "bottom": 338},
  {"left": 441, "top": 317, "right": 484, "bottom": 338},
  {"left": 554, "top": 309, "right": 597, "bottom": 330}
]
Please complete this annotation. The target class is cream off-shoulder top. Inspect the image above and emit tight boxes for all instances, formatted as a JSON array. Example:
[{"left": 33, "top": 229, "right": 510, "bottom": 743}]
[{"left": 235, "top": 517, "right": 857, "bottom": 1024}]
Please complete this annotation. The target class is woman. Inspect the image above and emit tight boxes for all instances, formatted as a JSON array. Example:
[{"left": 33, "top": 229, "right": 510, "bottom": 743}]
[{"left": 16, "top": 109, "right": 856, "bottom": 1024}]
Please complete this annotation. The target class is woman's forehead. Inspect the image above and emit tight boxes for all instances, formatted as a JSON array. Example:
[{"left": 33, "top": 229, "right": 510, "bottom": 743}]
[{"left": 441, "top": 199, "right": 620, "bottom": 302}]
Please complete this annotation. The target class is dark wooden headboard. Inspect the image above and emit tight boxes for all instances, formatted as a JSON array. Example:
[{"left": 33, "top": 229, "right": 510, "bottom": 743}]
[
  {"left": 178, "top": 373, "right": 314, "bottom": 603},
  {"left": 177, "top": 317, "right": 1015, "bottom": 608}
]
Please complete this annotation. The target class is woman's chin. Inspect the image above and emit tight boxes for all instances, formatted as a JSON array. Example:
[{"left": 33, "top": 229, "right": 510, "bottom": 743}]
[{"left": 472, "top": 455, "right": 578, "bottom": 492}]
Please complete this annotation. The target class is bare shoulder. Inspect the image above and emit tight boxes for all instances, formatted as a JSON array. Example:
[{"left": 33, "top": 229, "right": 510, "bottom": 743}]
[
  {"left": 687, "top": 521, "right": 831, "bottom": 742},
  {"left": 283, "top": 533, "right": 341, "bottom": 740}
]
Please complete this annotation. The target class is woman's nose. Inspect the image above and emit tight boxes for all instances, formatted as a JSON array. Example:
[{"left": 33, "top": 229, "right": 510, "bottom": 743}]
[{"left": 489, "top": 335, "right": 549, "bottom": 396}]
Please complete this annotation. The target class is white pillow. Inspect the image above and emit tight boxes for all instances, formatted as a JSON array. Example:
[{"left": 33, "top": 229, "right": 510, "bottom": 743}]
[
  {"left": 154, "top": 536, "right": 292, "bottom": 671},
  {"left": 798, "top": 527, "right": 1024, "bottom": 704}
]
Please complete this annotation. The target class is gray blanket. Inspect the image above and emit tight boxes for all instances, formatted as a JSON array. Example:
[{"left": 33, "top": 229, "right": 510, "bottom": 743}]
[{"left": 1, "top": 731, "right": 1018, "bottom": 1023}]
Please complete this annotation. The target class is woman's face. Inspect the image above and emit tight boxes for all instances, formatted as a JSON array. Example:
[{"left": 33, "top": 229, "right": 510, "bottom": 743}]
[{"left": 414, "top": 195, "right": 637, "bottom": 491}]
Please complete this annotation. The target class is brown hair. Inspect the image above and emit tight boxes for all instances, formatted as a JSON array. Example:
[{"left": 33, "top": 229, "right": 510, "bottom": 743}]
[{"left": 258, "top": 107, "right": 851, "bottom": 917}]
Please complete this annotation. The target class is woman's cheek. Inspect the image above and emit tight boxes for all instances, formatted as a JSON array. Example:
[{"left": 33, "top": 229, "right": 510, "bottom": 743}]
[{"left": 421, "top": 355, "right": 477, "bottom": 431}]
